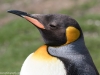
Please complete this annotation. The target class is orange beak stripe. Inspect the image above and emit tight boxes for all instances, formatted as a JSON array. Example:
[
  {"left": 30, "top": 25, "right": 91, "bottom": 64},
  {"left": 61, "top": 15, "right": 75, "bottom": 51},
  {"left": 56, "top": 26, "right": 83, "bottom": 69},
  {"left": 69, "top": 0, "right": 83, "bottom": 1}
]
[{"left": 23, "top": 16, "right": 45, "bottom": 29}]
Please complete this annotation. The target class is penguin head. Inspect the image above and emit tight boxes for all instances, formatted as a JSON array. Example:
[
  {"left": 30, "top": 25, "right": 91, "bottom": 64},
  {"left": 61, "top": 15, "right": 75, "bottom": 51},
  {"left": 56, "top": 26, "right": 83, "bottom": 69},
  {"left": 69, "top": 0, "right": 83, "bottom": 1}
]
[{"left": 8, "top": 10, "right": 83, "bottom": 46}]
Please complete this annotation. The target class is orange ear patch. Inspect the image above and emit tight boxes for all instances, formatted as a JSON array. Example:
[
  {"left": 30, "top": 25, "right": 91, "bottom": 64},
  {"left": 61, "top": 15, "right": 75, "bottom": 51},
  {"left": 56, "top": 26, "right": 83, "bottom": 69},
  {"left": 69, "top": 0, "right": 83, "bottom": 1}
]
[
  {"left": 23, "top": 16, "right": 45, "bottom": 29},
  {"left": 66, "top": 26, "right": 80, "bottom": 44}
]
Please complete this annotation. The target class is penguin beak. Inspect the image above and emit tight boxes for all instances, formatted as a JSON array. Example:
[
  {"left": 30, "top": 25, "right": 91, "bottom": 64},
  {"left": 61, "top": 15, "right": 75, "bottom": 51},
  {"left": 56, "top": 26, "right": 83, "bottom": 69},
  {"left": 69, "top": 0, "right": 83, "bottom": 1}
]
[{"left": 8, "top": 10, "right": 45, "bottom": 29}]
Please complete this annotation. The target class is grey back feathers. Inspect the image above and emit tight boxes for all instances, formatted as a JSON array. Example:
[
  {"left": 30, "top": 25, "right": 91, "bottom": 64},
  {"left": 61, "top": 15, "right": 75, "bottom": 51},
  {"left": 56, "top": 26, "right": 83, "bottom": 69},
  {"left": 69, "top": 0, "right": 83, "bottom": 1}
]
[{"left": 48, "top": 37, "right": 99, "bottom": 75}]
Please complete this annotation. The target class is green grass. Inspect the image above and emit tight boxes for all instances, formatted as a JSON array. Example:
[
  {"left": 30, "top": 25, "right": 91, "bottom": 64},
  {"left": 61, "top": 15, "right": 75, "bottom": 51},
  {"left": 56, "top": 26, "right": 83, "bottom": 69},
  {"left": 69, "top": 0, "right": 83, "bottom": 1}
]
[
  {"left": 60, "top": 0, "right": 100, "bottom": 17},
  {"left": 0, "top": 13, "right": 7, "bottom": 18},
  {"left": 85, "top": 37, "right": 100, "bottom": 71},
  {"left": 0, "top": 0, "right": 15, "bottom": 3},
  {"left": 0, "top": 19, "right": 44, "bottom": 72},
  {"left": 77, "top": 14, "right": 100, "bottom": 32}
]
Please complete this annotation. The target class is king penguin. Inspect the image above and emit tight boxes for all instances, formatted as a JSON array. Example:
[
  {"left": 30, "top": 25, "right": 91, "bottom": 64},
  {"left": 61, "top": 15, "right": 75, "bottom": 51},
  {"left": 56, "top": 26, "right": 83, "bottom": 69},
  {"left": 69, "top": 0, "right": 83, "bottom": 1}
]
[{"left": 8, "top": 10, "right": 99, "bottom": 75}]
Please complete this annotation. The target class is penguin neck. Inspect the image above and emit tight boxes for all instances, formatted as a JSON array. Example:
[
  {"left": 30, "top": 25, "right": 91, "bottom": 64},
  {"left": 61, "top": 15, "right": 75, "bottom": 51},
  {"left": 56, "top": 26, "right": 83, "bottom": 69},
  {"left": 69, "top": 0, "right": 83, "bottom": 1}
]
[{"left": 48, "top": 37, "right": 89, "bottom": 57}]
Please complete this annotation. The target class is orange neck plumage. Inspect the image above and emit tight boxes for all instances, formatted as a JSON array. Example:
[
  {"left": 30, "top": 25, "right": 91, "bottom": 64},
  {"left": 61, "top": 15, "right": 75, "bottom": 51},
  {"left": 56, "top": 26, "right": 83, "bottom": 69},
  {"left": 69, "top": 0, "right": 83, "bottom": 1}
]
[{"left": 33, "top": 45, "right": 56, "bottom": 61}]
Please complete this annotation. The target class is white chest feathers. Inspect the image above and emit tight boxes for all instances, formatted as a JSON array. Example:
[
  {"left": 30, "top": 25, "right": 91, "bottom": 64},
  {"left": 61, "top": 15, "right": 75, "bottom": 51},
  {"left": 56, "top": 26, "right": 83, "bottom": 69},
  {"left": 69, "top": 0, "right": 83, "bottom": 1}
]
[{"left": 20, "top": 45, "right": 67, "bottom": 75}]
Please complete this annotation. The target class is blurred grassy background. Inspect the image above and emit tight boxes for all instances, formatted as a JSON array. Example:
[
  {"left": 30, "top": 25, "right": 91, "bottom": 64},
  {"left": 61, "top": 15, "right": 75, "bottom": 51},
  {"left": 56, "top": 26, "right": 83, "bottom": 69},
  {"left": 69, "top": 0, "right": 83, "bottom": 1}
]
[{"left": 0, "top": 0, "right": 100, "bottom": 73}]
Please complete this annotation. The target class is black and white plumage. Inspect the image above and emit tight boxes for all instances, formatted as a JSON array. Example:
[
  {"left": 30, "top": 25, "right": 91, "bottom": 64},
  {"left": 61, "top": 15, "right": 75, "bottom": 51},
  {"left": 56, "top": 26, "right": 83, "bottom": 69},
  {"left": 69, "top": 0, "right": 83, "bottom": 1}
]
[{"left": 8, "top": 10, "right": 99, "bottom": 75}]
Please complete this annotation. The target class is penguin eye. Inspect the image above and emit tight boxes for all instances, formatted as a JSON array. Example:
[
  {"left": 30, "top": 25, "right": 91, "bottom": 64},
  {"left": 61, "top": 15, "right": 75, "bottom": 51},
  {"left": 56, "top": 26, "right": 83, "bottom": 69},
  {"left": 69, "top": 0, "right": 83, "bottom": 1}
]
[
  {"left": 50, "top": 24, "right": 56, "bottom": 27},
  {"left": 49, "top": 24, "right": 57, "bottom": 29}
]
